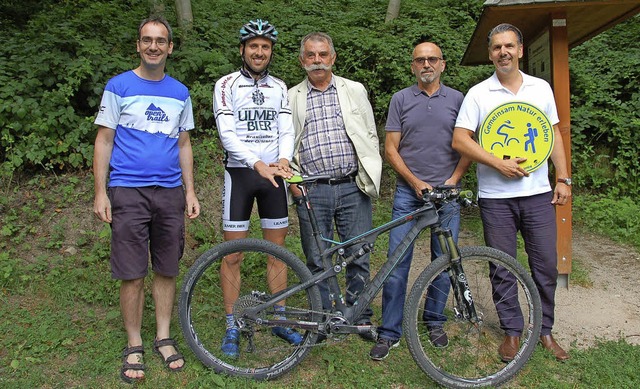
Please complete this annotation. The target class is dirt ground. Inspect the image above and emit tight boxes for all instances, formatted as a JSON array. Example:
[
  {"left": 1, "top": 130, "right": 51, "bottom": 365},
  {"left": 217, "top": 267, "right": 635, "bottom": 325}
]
[
  {"left": 409, "top": 229, "right": 640, "bottom": 352},
  {"left": 554, "top": 231, "right": 640, "bottom": 349}
]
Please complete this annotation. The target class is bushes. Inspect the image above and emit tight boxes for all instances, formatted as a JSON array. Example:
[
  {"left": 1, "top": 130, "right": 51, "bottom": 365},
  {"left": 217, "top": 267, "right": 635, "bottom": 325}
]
[
  {"left": 0, "top": 0, "right": 142, "bottom": 173},
  {"left": 569, "top": 16, "right": 640, "bottom": 198},
  {"left": 573, "top": 195, "right": 640, "bottom": 250},
  {"left": 0, "top": 0, "right": 638, "bottom": 199},
  {"left": 0, "top": 0, "right": 486, "bottom": 175}
]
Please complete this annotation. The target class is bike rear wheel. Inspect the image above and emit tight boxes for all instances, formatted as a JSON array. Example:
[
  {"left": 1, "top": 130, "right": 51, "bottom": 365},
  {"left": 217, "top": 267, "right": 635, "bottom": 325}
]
[
  {"left": 404, "top": 246, "right": 542, "bottom": 388},
  {"left": 178, "top": 238, "right": 323, "bottom": 380}
]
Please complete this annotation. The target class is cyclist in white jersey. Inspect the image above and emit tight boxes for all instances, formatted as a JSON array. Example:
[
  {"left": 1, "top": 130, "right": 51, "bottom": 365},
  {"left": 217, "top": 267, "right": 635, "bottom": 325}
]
[{"left": 212, "top": 19, "right": 300, "bottom": 358}]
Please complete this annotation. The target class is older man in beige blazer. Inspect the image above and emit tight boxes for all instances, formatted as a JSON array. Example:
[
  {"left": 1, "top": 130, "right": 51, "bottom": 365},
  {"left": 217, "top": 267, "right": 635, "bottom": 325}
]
[{"left": 288, "top": 32, "right": 382, "bottom": 339}]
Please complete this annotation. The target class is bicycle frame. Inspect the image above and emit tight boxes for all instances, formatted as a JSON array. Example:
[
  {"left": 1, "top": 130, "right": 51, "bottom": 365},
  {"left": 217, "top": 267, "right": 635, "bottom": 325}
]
[
  {"left": 179, "top": 177, "right": 540, "bottom": 386},
  {"left": 243, "top": 180, "right": 479, "bottom": 335}
]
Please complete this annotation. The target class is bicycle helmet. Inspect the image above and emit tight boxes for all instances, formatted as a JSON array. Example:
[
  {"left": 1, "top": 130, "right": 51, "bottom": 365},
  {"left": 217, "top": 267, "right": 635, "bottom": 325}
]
[{"left": 239, "top": 19, "right": 278, "bottom": 44}]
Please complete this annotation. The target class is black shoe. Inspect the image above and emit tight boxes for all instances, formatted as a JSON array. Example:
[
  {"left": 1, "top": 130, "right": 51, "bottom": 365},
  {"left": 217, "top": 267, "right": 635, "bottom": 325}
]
[
  {"left": 356, "top": 320, "right": 378, "bottom": 342},
  {"left": 369, "top": 338, "right": 400, "bottom": 361},
  {"left": 427, "top": 326, "right": 449, "bottom": 348}
]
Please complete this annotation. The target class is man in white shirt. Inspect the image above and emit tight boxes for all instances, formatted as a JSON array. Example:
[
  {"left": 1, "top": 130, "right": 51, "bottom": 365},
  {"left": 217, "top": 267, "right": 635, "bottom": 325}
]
[{"left": 452, "top": 23, "right": 571, "bottom": 362}]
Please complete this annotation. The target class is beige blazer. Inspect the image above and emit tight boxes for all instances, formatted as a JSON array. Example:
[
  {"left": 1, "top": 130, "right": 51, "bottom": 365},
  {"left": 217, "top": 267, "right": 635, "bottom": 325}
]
[{"left": 288, "top": 75, "right": 382, "bottom": 198}]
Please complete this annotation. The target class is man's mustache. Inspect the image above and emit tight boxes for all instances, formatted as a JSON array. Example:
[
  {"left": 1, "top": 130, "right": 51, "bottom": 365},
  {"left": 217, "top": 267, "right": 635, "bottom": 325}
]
[{"left": 304, "top": 64, "right": 332, "bottom": 71}]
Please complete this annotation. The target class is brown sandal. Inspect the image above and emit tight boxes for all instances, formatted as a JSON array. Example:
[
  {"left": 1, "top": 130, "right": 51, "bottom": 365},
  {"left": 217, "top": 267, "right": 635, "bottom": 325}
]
[
  {"left": 153, "top": 337, "right": 185, "bottom": 372},
  {"left": 120, "top": 345, "right": 145, "bottom": 384}
]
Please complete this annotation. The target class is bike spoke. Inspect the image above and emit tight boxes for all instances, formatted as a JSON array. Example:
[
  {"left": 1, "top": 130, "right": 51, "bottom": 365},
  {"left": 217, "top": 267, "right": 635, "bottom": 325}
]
[{"left": 404, "top": 246, "right": 542, "bottom": 387}]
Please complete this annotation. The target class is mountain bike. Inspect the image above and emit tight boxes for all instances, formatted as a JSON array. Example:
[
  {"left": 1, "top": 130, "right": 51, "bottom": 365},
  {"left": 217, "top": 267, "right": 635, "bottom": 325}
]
[{"left": 178, "top": 175, "right": 542, "bottom": 388}]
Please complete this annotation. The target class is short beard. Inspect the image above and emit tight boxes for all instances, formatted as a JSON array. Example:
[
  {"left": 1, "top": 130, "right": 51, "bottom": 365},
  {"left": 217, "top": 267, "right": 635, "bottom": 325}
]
[{"left": 419, "top": 74, "right": 436, "bottom": 84}]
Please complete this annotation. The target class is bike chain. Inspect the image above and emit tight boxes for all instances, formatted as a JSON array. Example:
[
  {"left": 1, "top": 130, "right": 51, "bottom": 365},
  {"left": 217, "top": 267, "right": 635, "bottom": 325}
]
[{"left": 238, "top": 303, "right": 349, "bottom": 352}]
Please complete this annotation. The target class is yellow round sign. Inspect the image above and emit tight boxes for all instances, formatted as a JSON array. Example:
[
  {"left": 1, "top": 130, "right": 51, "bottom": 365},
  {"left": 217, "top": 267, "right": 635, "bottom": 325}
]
[{"left": 478, "top": 101, "right": 554, "bottom": 173}]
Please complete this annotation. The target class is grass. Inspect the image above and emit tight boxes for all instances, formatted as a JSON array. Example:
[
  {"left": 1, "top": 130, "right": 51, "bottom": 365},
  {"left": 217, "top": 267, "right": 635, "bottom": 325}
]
[{"left": 1, "top": 138, "right": 639, "bottom": 388}]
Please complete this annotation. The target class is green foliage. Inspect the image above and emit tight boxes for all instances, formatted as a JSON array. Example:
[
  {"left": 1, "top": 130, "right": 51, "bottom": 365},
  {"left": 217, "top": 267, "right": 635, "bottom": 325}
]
[
  {"left": 0, "top": 0, "right": 143, "bottom": 173},
  {"left": 573, "top": 194, "right": 640, "bottom": 250},
  {"left": 1, "top": 4, "right": 638, "bottom": 386},
  {"left": 569, "top": 16, "right": 640, "bottom": 197},
  {"left": 1, "top": 135, "right": 639, "bottom": 388},
  {"left": 1, "top": 0, "right": 638, "bottom": 199},
  {"left": 0, "top": 0, "right": 488, "bottom": 174},
  {"left": 568, "top": 257, "right": 592, "bottom": 288},
  {"left": 515, "top": 340, "right": 640, "bottom": 388},
  {"left": 0, "top": 0, "right": 55, "bottom": 27}
]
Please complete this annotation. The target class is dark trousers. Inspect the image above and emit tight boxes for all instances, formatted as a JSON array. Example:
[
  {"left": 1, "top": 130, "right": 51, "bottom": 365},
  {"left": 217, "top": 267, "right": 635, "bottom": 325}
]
[
  {"left": 294, "top": 181, "right": 373, "bottom": 321},
  {"left": 479, "top": 191, "right": 558, "bottom": 336}
]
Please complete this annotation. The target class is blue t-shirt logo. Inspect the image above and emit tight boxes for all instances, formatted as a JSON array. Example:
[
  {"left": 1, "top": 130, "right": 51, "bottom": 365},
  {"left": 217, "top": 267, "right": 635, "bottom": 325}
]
[{"left": 145, "top": 103, "right": 170, "bottom": 122}]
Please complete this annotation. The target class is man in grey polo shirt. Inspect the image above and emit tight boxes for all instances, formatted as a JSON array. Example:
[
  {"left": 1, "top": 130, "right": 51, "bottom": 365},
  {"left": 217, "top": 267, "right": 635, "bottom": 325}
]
[{"left": 370, "top": 41, "right": 470, "bottom": 360}]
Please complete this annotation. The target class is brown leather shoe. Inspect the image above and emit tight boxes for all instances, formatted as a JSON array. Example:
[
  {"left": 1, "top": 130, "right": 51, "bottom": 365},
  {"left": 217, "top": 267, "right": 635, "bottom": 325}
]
[
  {"left": 498, "top": 335, "right": 520, "bottom": 362},
  {"left": 540, "top": 334, "right": 570, "bottom": 361}
]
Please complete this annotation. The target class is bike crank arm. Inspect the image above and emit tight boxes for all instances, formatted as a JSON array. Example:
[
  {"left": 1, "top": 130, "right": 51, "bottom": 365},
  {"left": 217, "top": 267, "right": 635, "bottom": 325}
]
[
  {"left": 328, "top": 323, "right": 377, "bottom": 335},
  {"left": 248, "top": 317, "right": 322, "bottom": 332}
]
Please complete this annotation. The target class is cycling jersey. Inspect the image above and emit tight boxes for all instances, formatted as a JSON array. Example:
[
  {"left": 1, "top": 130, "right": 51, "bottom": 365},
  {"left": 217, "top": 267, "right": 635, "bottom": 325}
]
[{"left": 214, "top": 69, "right": 294, "bottom": 169}]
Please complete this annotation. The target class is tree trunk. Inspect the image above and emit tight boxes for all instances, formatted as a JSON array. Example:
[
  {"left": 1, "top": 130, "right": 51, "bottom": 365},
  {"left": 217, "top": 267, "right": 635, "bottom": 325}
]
[
  {"left": 385, "top": 0, "right": 401, "bottom": 23},
  {"left": 175, "top": 0, "right": 193, "bottom": 30},
  {"left": 149, "top": 0, "right": 165, "bottom": 15}
]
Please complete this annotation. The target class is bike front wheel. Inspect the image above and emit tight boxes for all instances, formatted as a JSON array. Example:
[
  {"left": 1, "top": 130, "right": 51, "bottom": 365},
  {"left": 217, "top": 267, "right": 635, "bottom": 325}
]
[
  {"left": 178, "top": 238, "right": 323, "bottom": 380},
  {"left": 404, "top": 246, "right": 542, "bottom": 388}
]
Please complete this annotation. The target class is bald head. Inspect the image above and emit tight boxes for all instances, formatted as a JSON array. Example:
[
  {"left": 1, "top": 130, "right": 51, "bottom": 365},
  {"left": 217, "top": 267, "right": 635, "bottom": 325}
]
[
  {"left": 411, "top": 42, "right": 446, "bottom": 89},
  {"left": 413, "top": 42, "right": 442, "bottom": 59}
]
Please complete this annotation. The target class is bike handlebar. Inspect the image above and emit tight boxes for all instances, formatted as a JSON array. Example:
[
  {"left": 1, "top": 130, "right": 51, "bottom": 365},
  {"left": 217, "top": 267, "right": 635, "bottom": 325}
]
[
  {"left": 287, "top": 176, "right": 475, "bottom": 207},
  {"left": 422, "top": 186, "right": 474, "bottom": 207}
]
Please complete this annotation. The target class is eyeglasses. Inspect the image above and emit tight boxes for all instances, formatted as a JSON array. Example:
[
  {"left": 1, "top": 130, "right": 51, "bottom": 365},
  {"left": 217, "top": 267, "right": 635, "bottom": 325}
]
[
  {"left": 139, "top": 37, "right": 169, "bottom": 47},
  {"left": 412, "top": 57, "right": 443, "bottom": 66}
]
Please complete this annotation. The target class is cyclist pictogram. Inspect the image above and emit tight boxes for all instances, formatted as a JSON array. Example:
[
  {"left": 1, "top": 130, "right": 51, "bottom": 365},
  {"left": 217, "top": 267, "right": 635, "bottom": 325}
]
[{"left": 491, "top": 120, "right": 519, "bottom": 150}]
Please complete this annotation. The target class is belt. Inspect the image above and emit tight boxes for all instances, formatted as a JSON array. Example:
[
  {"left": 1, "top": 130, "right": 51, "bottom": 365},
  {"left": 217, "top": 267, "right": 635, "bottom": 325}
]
[{"left": 316, "top": 172, "right": 357, "bottom": 185}]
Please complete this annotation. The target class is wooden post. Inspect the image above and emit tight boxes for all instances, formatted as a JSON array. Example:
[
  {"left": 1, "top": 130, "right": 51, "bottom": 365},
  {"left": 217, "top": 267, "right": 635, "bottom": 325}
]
[{"left": 549, "top": 11, "right": 572, "bottom": 287}]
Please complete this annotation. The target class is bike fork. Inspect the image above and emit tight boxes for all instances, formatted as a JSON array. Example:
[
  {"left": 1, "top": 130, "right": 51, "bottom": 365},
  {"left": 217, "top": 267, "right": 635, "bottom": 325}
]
[{"left": 440, "top": 229, "right": 481, "bottom": 324}]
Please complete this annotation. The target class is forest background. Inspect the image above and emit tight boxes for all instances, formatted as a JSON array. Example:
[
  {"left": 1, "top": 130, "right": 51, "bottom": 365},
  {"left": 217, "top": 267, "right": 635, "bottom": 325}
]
[
  {"left": 0, "top": 0, "right": 639, "bottom": 388},
  {"left": 1, "top": 0, "right": 639, "bottom": 239}
]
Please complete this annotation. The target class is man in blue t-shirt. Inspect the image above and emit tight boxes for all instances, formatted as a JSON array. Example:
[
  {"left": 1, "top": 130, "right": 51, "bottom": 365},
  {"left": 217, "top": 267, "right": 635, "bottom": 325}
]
[
  {"left": 370, "top": 42, "right": 470, "bottom": 361},
  {"left": 93, "top": 16, "right": 199, "bottom": 383}
]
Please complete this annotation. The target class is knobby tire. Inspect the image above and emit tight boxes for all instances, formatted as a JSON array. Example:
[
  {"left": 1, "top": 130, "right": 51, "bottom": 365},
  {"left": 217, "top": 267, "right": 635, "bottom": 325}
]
[
  {"left": 178, "top": 238, "right": 323, "bottom": 380},
  {"left": 404, "top": 246, "right": 542, "bottom": 388}
]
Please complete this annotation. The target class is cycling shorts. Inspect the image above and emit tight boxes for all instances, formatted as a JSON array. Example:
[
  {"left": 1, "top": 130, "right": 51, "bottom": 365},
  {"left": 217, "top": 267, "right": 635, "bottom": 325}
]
[{"left": 222, "top": 167, "right": 288, "bottom": 231}]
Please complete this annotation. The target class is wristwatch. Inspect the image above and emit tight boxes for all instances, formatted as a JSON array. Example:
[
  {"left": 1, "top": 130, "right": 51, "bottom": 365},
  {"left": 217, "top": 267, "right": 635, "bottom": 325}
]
[{"left": 557, "top": 178, "right": 572, "bottom": 186}]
